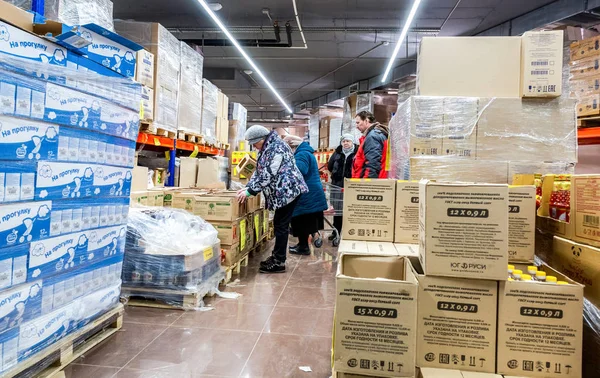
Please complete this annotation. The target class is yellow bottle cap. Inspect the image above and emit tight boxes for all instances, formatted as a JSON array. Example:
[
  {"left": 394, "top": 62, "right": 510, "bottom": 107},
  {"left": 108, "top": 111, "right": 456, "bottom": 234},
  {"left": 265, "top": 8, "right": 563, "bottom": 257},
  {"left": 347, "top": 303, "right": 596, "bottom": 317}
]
[
  {"left": 557, "top": 281, "right": 569, "bottom": 285},
  {"left": 546, "top": 276, "right": 558, "bottom": 283},
  {"left": 508, "top": 265, "right": 515, "bottom": 270},
  {"left": 513, "top": 270, "right": 523, "bottom": 275},
  {"left": 508, "top": 277, "right": 514, "bottom": 281},
  {"left": 522, "top": 274, "right": 533, "bottom": 281},
  {"left": 536, "top": 271, "right": 547, "bottom": 278},
  {"left": 527, "top": 266, "right": 538, "bottom": 273}
]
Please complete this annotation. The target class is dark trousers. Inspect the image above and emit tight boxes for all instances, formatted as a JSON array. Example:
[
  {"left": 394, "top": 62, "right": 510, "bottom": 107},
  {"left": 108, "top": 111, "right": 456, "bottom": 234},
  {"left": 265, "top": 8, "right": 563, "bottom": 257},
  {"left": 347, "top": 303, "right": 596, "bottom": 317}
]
[
  {"left": 273, "top": 198, "right": 298, "bottom": 263},
  {"left": 333, "top": 216, "right": 343, "bottom": 235},
  {"left": 297, "top": 232, "right": 310, "bottom": 248}
]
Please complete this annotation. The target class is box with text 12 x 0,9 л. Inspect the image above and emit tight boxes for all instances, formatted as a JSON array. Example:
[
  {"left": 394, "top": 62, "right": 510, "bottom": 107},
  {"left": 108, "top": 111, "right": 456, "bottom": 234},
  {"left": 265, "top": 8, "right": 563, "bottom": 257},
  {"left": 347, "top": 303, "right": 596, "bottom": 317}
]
[{"left": 342, "top": 179, "right": 396, "bottom": 242}]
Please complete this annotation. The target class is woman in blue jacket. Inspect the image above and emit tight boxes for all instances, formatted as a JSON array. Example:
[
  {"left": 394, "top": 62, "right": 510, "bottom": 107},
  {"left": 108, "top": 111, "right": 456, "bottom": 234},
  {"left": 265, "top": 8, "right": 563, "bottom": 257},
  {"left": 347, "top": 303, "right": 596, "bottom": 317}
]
[{"left": 284, "top": 136, "right": 328, "bottom": 255}]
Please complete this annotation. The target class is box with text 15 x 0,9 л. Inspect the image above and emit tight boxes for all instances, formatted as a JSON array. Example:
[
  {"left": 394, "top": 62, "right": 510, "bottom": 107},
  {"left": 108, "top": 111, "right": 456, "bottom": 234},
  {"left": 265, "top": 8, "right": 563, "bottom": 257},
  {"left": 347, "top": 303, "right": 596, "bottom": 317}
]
[
  {"left": 342, "top": 179, "right": 396, "bottom": 242},
  {"left": 419, "top": 180, "right": 509, "bottom": 280},
  {"left": 333, "top": 254, "right": 418, "bottom": 377}
]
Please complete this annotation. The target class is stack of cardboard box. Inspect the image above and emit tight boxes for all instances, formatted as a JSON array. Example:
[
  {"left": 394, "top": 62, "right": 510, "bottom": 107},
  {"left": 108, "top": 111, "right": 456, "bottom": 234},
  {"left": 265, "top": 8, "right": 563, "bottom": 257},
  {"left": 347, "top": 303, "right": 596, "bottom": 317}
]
[
  {"left": 177, "top": 42, "right": 204, "bottom": 136},
  {"left": 391, "top": 30, "right": 576, "bottom": 184},
  {"left": 569, "top": 36, "right": 600, "bottom": 117},
  {"left": 216, "top": 91, "right": 230, "bottom": 147},
  {"left": 333, "top": 178, "right": 584, "bottom": 378}
]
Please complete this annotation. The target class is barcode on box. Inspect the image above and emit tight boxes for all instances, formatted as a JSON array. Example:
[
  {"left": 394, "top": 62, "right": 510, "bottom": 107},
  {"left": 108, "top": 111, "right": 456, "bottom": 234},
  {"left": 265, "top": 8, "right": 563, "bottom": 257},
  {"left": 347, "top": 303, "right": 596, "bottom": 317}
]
[
  {"left": 584, "top": 215, "right": 600, "bottom": 227},
  {"left": 532, "top": 60, "right": 549, "bottom": 66},
  {"left": 531, "top": 70, "right": 549, "bottom": 75}
]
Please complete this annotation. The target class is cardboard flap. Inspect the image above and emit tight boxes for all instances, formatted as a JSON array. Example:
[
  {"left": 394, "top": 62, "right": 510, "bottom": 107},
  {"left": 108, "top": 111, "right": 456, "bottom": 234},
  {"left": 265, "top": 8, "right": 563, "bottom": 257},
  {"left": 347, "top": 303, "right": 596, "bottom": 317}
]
[{"left": 81, "top": 24, "right": 144, "bottom": 51}]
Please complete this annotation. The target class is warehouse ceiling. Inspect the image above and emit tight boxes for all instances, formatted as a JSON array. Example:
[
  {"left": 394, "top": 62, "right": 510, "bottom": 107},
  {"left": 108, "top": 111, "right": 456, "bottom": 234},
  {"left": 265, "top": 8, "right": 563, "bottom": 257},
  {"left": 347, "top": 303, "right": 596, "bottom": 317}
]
[{"left": 112, "top": 0, "right": 556, "bottom": 112}]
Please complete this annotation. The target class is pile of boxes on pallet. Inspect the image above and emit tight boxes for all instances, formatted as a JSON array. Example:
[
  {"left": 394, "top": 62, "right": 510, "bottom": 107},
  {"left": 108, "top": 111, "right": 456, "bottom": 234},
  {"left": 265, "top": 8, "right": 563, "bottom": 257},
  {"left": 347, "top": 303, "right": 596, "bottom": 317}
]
[
  {"left": 120, "top": 206, "right": 223, "bottom": 310},
  {"left": 113, "top": 21, "right": 230, "bottom": 147},
  {"left": 333, "top": 30, "right": 591, "bottom": 378},
  {"left": 569, "top": 34, "right": 600, "bottom": 117},
  {"left": 0, "top": 1, "right": 146, "bottom": 373}
]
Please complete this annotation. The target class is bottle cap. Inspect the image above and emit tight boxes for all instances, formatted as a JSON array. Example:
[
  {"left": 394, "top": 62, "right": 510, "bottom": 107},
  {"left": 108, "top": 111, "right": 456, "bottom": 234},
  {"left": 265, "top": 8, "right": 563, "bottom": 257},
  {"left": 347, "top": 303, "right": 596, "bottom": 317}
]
[
  {"left": 536, "top": 271, "right": 547, "bottom": 278},
  {"left": 546, "top": 276, "right": 558, "bottom": 283},
  {"left": 527, "top": 266, "right": 538, "bottom": 273},
  {"left": 513, "top": 270, "right": 523, "bottom": 275},
  {"left": 522, "top": 274, "right": 533, "bottom": 281},
  {"left": 557, "top": 281, "right": 569, "bottom": 285}
]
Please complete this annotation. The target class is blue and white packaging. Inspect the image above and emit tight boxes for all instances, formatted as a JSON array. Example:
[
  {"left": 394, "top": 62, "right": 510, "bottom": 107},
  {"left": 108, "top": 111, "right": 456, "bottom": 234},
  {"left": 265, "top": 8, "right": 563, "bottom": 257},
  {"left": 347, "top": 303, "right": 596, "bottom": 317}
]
[
  {"left": 27, "top": 230, "right": 88, "bottom": 281},
  {"left": 0, "top": 20, "right": 69, "bottom": 82},
  {"left": 93, "top": 165, "right": 132, "bottom": 197},
  {"left": 60, "top": 208, "right": 72, "bottom": 234},
  {"left": 35, "top": 162, "right": 95, "bottom": 200},
  {"left": 87, "top": 225, "right": 126, "bottom": 261},
  {"left": 61, "top": 24, "right": 142, "bottom": 79},
  {"left": 0, "top": 69, "right": 46, "bottom": 120},
  {"left": 75, "top": 282, "right": 120, "bottom": 327},
  {"left": 99, "top": 100, "right": 139, "bottom": 141},
  {"left": 0, "top": 245, "right": 29, "bottom": 290},
  {"left": 0, "top": 281, "right": 43, "bottom": 333},
  {"left": 0, "top": 161, "right": 37, "bottom": 204},
  {"left": 0, "top": 201, "right": 51, "bottom": 249},
  {"left": 0, "top": 117, "right": 59, "bottom": 161}
]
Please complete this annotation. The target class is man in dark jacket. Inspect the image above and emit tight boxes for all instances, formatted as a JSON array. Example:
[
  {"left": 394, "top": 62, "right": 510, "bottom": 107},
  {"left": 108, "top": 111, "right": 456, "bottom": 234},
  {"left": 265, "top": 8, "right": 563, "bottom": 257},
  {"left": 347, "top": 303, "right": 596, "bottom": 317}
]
[
  {"left": 327, "top": 134, "right": 358, "bottom": 237},
  {"left": 352, "top": 111, "right": 389, "bottom": 178}
]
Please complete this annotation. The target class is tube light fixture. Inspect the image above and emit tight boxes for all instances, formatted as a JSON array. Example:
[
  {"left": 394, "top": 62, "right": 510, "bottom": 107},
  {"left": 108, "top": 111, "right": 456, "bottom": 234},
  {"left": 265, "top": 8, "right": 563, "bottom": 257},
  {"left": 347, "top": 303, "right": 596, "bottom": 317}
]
[
  {"left": 381, "top": 0, "right": 423, "bottom": 82},
  {"left": 196, "top": 0, "right": 293, "bottom": 113}
]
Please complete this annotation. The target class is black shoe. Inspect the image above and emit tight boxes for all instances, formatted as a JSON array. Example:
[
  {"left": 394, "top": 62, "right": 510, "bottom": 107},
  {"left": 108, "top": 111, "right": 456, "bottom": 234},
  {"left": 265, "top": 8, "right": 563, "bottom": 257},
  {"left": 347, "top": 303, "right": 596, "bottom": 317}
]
[
  {"left": 260, "top": 255, "right": 276, "bottom": 268},
  {"left": 289, "top": 244, "right": 300, "bottom": 253},
  {"left": 259, "top": 259, "right": 286, "bottom": 274},
  {"left": 289, "top": 246, "right": 311, "bottom": 256}
]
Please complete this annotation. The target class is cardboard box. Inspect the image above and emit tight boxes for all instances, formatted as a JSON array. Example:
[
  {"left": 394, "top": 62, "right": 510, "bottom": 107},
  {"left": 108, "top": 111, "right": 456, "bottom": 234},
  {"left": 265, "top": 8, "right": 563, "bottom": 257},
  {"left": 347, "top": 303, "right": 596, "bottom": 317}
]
[
  {"left": 550, "top": 236, "right": 600, "bottom": 309},
  {"left": 410, "top": 158, "right": 510, "bottom": 184},
  {"left": 508, "top": 186, "right": 536, "bottom": 262},
  {"left": 419, "top": 180, "right": 509, "bottom": 280},
  {"left": 136, "top": 49, "right": 155, "bottom": 88},
  {"left": 148, "top": 189, "right": 164, "bottom": 207},
  {"left": 366, "top": 242, "right": 398, "bottom": 256},
  {"left": 162, "top": 188, "right": 177, "bottom": 207},
  {"left": 576, "top": 94, "right": 600, "bottom": 117},
  {"left": 416, "top": 275, "right": 498, "bottom": 373},
  {"left": 253, "top": 210, "right": 263, "bottom": 242},
  {"left": 131, "top": 166, "right": 149, "bottom": 192},
  {"left": 571, "top": 175, "right": 600, "bottom": 248},
  {"left": 333, "top": 255, "right": 418, "bottom": 377},
  {"left": 521, "top": 31, "right": 563, "bottom": 98},
  {"left": 394, "top": 243, "right": 422, "bottom": 273},
  {"left": 0, "top": 1, "right": 34, "bottom": 32},
  {"left": 570, "top": 55, "right": 600, "bottom": 80},
  {"left": 569, "top": 75, "right": 600, "bottom": 98},
  {"left": 337, "top": 240, "right": 369, "bottom": 254},
  {"left": 417, "top": 36, "right": 522, "bottom": 98},
  {"left": 220, "top": 243, "right": 240, "bottom": 267},
  {"left": 342, "top": 179, "right": 396, "bottom": 242},
  {"left": 536, "top": 215, "right": 573, "bottom": 240},
  {"left": 394, "top": 181, "right": 419, "bottom": 244},
  {"left": 419, "top": 368, "right": 463, "bottom": 378},
  {"left": 196, "top": 158, "right": 222, "bottom": 188},
  {"left": 140, "top": 86, "right": 154, "bottom": 121},
  {"left": 442, "top": 97, "right": 478, "bottom": 157},
  {"left": 131, "top": 191, "right": 149, "bottom": 206},
  {"left": 151, "top": 168, "right": 166, "bottom": 188},
  {"left": 409, "top": 97, "right": 444, "bottom": 156},
  {"left": 247, "top": 194, "right": 261, "bottom": 213},
  {"left": 195, "top": 194, "right": 243, "bottom": 222},
  {"left": 236, "top": 154, "right": 257, "bottom": 179},
  {"left": 179, "top": 157, "right": 198, "bottom": 188},
  {"left": 497, "top": 264, "right": 583, "bottom": 378},
  {"left": 570, "top": 35, "right": 600, "bottom": 62}
]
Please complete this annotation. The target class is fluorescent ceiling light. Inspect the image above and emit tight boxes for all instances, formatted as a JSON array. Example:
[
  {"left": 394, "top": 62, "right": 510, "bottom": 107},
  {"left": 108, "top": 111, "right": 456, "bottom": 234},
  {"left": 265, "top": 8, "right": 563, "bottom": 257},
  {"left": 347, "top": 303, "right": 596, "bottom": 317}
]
[
  {"left": 381, "top": 0, "right": 423, "bottom": 82},
  {"left": 197, "top": 0, "right": 293, "bottom": 113}
]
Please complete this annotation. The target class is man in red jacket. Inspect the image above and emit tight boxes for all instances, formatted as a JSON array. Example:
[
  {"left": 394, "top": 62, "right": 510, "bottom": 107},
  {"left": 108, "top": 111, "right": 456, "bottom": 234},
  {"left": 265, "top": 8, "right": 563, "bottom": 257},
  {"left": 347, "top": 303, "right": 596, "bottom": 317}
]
[{"left": 352, "top": 111, "right": 389, "bottom": 178}]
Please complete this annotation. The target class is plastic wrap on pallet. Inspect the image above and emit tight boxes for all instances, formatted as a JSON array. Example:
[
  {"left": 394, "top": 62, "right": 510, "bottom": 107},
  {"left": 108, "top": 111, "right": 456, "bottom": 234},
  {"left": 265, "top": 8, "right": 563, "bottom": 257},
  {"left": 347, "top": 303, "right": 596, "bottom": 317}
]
[
  {"left": 201, "top": 79, "right": 218, "bottom": 144},
  {"left": 122, "top": 207, "right": 223, "bottom": 310},
  {"left": 0, "top": 44, "right": 141, "bottom": 113},
  {"left": 309, "top": 112, "right": 319, "bottom": 150},
  {"left": 6, "top": 0, "right": 114, "bottom": 30},
  {"left": 177, "top": 42, "right": 203, "bottom": 135},
  {"left": 389, "top": 95, "right": 577, "bottom": 182},
  {"left": 114, "top": 21, "right": 181, "bottom": 133},
  {"left": 228, "top": 102, "right": 247, "bottom": 150},
  {"left": 0, "top": 283, "right": 121, "bottom": 375}
]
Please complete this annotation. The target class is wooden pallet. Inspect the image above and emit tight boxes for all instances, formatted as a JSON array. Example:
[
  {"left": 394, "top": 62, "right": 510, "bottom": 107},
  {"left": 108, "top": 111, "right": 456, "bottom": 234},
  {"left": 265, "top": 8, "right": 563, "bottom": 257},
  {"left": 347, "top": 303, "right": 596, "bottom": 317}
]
[
  {"left": 222, "top": 253, "right": 250, "bottom": 285},
  {"left": 4, "top": 304, "right": 123, "bottom": 378},
  {"left": 578, "top": 116, "right": 600, "bottom": 128},
  {"left": 140, "top": 122, "right": 176, "bottom": 139},
  {"left": 122, "top": 286, "right": 214, "bottom": 310},
  {"left": 177, "top": 130, "right": 205, "bottom": 144}
]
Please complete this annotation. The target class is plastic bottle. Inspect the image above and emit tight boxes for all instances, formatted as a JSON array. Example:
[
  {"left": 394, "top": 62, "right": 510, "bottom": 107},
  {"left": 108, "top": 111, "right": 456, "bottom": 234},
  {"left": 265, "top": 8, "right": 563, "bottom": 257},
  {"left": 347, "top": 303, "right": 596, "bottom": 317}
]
[
  {"left": 535, "top": 271, "right": 547, "bottom": 282},
  {"left": 522, "top": 274, "right": 533, "bottom": 281},
  {"left": 546, "top": 276, "right": 558, "bottom": 284},
  {"left": 513, "top": 269, "right": 523, "bottom": 281},
  {"left": 527, "top": 266, "right": 538, "bottom": 277},
  {"left": 508, "top": 264, "right": 515, "bottom": 278},
  {"left": 557, "top": 281, "right": 569, "bottom": 285}
]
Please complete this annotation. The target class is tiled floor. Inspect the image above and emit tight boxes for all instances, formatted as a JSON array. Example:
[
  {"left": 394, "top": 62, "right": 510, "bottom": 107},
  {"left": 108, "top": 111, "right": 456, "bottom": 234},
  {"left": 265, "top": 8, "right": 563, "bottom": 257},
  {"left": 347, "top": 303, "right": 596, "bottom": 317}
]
[{"left": 67, "top": 242, "right": 338, "bottom": 378}]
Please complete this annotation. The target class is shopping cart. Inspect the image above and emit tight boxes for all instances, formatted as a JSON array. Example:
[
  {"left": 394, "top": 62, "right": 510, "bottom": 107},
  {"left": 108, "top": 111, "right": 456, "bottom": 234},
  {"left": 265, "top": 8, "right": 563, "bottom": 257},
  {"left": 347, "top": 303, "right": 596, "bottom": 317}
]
[{"left": 311, "top": 182, "right": 344, "bottom": 247}]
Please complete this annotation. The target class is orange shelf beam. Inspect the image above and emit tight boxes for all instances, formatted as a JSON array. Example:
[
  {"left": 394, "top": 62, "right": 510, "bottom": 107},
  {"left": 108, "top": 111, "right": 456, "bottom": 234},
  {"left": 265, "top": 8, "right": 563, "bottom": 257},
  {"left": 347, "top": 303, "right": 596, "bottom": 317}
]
[
  {"left": 177, "top": 140, "right": 225, "bottom": 156},
  {"left": 137, "top": 133, "right": 174, "bottom": 149},
  {"left": 578, "top": 127, "right": 600, "bottom": 145}
]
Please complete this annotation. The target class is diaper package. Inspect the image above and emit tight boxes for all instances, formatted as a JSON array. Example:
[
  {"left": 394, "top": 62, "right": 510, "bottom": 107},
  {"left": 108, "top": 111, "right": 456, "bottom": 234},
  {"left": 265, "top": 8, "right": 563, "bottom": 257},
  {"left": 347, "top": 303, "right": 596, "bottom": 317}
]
[
  {"left": 50, "top": 197, "right": 130, "bottom": 237},
  {"left": 35, "top": 162, "right": 132, "bottom": 201},
  {"left": 0, "top": 201, "right": 51, "bottom": 249}
]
